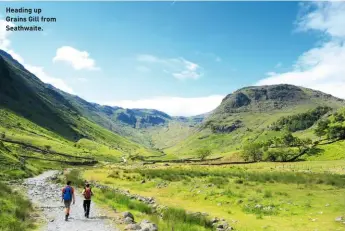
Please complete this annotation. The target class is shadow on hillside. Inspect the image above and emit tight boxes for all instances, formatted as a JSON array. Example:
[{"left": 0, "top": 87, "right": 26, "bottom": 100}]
[{"left": 0, "top": 54, "right": 79, "bottom": 141}]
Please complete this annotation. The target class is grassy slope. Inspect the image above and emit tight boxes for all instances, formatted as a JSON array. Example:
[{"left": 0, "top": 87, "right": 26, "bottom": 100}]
[
  {"left": 165, "top": 86, "right": 345, "bottom": 160},
  {"left": 144, "top": 121, "right": 197, "bottom": 149},
  {"left": 0, "top": 50, "right": 160, "bottom": 174},
  {"left": 0, "top": 108, "right": 158, "bottom": 165},
  {"left": 0, "top": 182, "right": 35, "bottom": 231},
  {"left": 165, "top": 109, "right": 312, "bottom": 158},
  {"left": 84, "top": 162, "right": 345, "bottom": 231}
]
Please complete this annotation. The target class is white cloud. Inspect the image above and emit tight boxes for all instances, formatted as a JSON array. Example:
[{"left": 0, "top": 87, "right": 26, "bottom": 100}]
[
  {"left": 0, "top": 20, "right": 14, "bottom": 50},
  {"left": 296, "top": 2, "right": 345, "bottom": 38},
  {"left": 6, "top": 49, "right": 24, "bottom": 64},
  {"left": 172, "top": 59, "right": 201, "bottom": 80},
  {"left": 102, "top": 95, "right": 224, "bottom": 116},
  {"left": 26, "top": 65, "right": 74, "bottom": 94},
  {"left": 0, "top": 19, "right": 74, "bottom": 94},
  {"left": 53, "top": 46, "right": 99, "bottom": 71},
  {"left": 137, "top": 54, "right": 203, "bottom": 80},
  {"left": 257, "top": 2, "right": 345, "bottom": 99}
]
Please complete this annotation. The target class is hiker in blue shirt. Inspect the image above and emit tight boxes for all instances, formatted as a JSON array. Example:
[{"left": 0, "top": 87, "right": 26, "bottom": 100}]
[{"left": 61, "top": 181, "right": 76, "bottom": 221}]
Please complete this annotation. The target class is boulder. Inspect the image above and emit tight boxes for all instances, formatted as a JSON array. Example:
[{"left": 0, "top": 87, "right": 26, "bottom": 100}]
[
  {"left": 123, "top": 211, "right": 134, "bottom": 220},
  {"left": 124, "top": 217, "right": 134, "bottom": 224},
  {"left": 140, "top": 220, "right": 158, "bottom": 231}
]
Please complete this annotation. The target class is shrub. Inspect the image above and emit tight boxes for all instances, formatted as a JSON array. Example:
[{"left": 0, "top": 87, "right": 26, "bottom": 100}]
[
  {"left": 62, "top": 169, "right": 85, "bottom": 188},
  {"left": 264, "top": 148, "right": 297, "bottom": 162},
  {"left": 271, "top": 106, "right": 331, "bottom": 132},
  {"left": 242, "top": 143, "right": 264, "bottom": 162},
  {"left": 263, "top": 190, "right": 273, "bottom": 198},
  {"left": 235, "top": 178, "right": 244, "bottom": 184},
  {"left": 44, "top": 145, "right": 52, "bottom": 151},
  {"left": 196, "top": 148, "right": 212, "bottom": 160}
]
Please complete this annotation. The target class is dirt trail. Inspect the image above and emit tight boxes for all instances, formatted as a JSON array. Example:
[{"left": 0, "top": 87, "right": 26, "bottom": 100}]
[{"left": 24, "top": 170, "right": 119, "bottom": 231}]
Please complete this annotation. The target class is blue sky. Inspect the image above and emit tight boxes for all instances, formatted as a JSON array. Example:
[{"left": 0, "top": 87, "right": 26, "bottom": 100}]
[{"left": 1, "top": 2, "right": 345, "bottom": 116}]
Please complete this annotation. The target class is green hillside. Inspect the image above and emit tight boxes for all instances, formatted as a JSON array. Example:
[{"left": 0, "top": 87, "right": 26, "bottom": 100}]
[
  {"left": 0, "top": 50, "right": 161, "bottom": 179},
  {"left": 165, "top": 85, "right": 345, "bottom": 159}
]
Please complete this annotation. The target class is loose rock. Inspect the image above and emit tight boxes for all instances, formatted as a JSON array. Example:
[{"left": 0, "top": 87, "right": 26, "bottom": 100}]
[
  {"left": 140, "top": 220, "right": 158, "bottom": 231},
  {"left": 123, "top": 211, "right": 135, "bottom": 220},
  {"left": 124, "top": 224, "right": 141, "bottom": 230},
  {"left": 124, "top": 217, "right": 134, "bottom": 224},
  {"left": 335, "top": 217, "right": 344, "bottom": 222}
]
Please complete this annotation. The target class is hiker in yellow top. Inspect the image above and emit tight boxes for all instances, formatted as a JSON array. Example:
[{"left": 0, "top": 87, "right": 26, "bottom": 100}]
[{"left": 82, "top": 183, "right": 93, "bottom": 218}]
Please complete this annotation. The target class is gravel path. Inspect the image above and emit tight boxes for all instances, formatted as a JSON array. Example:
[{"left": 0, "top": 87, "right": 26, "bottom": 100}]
[{"left": 24, "top": 170, "right": 119, "bottom": 231}]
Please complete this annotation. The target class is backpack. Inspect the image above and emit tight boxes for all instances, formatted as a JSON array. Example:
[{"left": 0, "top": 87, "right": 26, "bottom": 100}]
[
  {"left": 84, "top": 188, "right": 92, "bottom": 200},
  {"left": 63, "top": 186, "right": 72, "bottom": 201}
]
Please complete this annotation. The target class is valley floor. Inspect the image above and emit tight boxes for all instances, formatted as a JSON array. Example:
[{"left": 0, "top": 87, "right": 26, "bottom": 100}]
[{"left": 83, "top": 161, "right": 345, "bottom": 231}]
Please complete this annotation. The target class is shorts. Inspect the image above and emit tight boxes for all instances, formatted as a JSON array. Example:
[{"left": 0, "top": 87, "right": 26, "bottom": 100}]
[{"left": 64, "top": 200, "right": 72, "bottom": 208}]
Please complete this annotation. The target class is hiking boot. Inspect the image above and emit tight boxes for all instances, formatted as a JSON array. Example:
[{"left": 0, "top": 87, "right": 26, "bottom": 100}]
[{"left": 65, "top": 215, "right": 68, "bottom": 221}]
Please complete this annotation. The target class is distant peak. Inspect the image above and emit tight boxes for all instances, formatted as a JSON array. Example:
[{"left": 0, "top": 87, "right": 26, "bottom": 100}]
[{"left": 216, "top": 84, "right": 344, "bottom": 114}]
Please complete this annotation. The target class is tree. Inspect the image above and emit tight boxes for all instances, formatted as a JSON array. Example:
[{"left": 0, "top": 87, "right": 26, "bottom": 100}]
[
  {"left": 281, "top": 132, "right": 295, "bottom": 147},
  {"left": 327, "top": 124, "right": 345, "bottom": 140},
  {"left": 314, "top": 120, "right": 329, "bottom": 139},
  {"left": 264, "top": 148, "right": 279, "bottom": 162},
  {"left": 242, "top": 143, "right": 263, "bottom": 162},
  {"left": 333, "top": 113, "right": 345, "bottom": 122},
  {"left": 196, "top": 148, "right": 212, "bottom": 160},
  {"left": 294, "top": 137, "right": 312, "bottom": 153},
  {"left": 278, "top": 148, "right": 296, "bottom": 162},
  {"left": 270, "top": 136, "right": 282, "bottom": 147}
]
